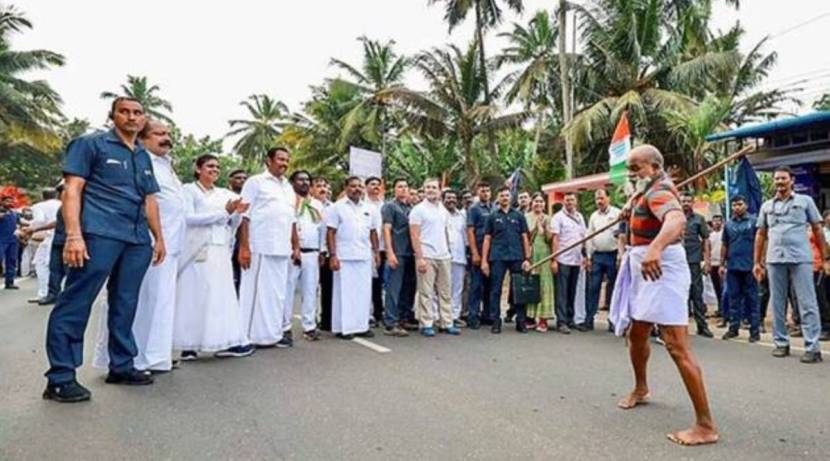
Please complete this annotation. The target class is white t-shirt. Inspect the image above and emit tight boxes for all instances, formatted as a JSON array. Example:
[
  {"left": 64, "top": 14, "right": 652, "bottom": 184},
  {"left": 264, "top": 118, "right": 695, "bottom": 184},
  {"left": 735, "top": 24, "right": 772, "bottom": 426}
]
[
  {"left": 409, "top": 200, "right": 451, "bottom": 260},
  {"left": 710, "top": 229, "right": 723, "bottom": 266},
  {"left": 447, "top": 209, "right": 467, "bottom": 264}
]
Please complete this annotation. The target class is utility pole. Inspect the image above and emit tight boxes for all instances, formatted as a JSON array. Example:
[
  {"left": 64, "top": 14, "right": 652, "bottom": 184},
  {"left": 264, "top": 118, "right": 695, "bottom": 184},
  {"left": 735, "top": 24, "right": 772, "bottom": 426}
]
[{"left": 558, "top": 0, "right": 573, "bottom": 179}]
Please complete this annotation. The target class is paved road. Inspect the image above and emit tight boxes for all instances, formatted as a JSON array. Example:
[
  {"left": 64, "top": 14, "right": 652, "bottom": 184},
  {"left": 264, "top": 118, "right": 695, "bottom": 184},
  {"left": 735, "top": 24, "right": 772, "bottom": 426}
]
[{"left": 1, "top": 277, "right": 829, "bottom": 460}]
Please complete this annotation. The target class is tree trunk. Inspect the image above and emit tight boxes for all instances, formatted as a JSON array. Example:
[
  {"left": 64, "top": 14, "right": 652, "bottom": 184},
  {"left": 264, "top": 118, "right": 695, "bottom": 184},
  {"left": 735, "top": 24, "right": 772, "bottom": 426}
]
[
  {"left": 533, "top": 109, "right": 546, "bottom": 159},
  {"left": 558, "top": 0, "right": 573, "bottom": 179}
]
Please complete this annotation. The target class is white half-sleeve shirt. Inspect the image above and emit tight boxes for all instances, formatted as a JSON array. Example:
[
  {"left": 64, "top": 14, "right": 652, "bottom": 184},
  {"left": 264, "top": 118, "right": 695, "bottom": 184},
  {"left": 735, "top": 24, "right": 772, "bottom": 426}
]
[
  {"left": 240, "top": 171, "right": 296, "bottom": 257},
  {"left": 326, "top": 198, "right": 379, "bottom": 261}
]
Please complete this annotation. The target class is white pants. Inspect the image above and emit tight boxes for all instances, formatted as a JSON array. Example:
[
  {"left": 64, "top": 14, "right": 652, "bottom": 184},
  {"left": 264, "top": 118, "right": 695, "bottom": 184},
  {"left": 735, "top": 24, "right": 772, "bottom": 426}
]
[
  {"left": 285, "top": 251, "right": 320, "bottom": 333},
  {"left": 574, "top": 268, "right": 587, "bottom": 324},
  {"left": 240, "top": 253, "right": 288, "bottom": 346},
  {"left": 21, "top": 241, "right": 38, "bottom": 277},
  {"left": 333, "top": 259, "right": 372, "bottom": 335},
  {"left": 134, "top": 254, "right": 178, "bottom": 370},
  {"left": 33, "top": 236, "right": 51, "bottom": 298},
  {"left": 92, "top": 256, "right": 179, "bottom": 371},
  {"left": 451, "top": 262, "right": 465, "bottom": 320}
]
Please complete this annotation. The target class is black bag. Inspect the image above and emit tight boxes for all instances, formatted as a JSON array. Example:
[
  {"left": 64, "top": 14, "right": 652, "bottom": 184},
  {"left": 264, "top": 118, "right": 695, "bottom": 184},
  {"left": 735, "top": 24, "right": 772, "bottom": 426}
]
[{"left": 511, "top": 272, "right": 541, "bottom": 305}]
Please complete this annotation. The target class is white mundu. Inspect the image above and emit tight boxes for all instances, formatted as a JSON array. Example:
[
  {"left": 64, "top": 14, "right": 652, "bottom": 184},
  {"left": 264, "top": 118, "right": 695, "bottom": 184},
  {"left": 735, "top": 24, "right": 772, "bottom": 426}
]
[
  {"left": 29, "top": 198, "right": 61, "bottom": 298},
  {"left": 284, "top": 196, "right": 325, "bottom": 333},
  {"left": 173, "top": 182, "right": 248, "bottom": 352},
  {"left": 239, "top": 171, "right": 297, "bottom": 346},
  {"left": 327, "top": 197, "right": 380, "bottom": 335}
]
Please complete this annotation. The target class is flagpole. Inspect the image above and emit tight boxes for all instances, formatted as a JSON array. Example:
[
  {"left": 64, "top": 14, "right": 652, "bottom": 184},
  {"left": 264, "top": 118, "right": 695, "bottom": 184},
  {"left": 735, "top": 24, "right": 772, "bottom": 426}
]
[{"left": 528, "top": 145, "right": 755, "bottom": 272}]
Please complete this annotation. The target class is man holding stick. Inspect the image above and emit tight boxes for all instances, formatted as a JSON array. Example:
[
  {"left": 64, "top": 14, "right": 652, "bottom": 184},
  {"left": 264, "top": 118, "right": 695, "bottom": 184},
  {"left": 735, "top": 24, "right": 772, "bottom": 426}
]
[{"left": 613, "top": 145, "right": 718, "bottom": 446}]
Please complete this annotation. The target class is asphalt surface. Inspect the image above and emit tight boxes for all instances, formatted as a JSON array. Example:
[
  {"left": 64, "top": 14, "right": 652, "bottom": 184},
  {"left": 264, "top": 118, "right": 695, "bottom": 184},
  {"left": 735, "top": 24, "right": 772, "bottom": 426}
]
[{"left": 1, "top": 277, "right": 829, "bottom": 460}]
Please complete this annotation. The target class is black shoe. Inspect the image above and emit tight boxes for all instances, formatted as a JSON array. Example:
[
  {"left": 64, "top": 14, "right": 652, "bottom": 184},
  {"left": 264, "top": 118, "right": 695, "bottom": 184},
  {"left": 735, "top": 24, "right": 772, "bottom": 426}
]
[
  {"left": 37, "top": 295, "right": 58, "bottom": 305},
  {"left": 800, "top": 351, "right": 823, "bottom": 364},
  {"left": 355, "top": 330, "right": 375, "bottom": 338},
  {"left": 336, "top": 333, "right": 354, "bottom": 340},
  {"left": 215, "top": 344, "right": 256, "bottom": 358},
  {"left": 722, "top": 330, "right": 739, "bottom": 340},
  {"left": 558, "top": 325, "right": 571, "bottom": 335},
  {"left": 574, "top": 323, "right": 589, "bottom": 332},
  {"left": 42, "top": 380, "right": 91, "bottom": 403},
  {"left": 697, "top": 327, "right": 714, "bottom": 338},
  {"left": 468, "top": 320, "right": 480, "bottom": 330},
  {"left": 516, "top": 323, "right": 528, "bottom": 334},
  {"left": 276, "top": 333, "right": 293, "bottom": 348},
  {"left": 480, "top": 318, "right": 495, "bottom": 326},
  {"left": 148, "top": 368, "right": 172, "bottom": 375},
  {"left": 180, "top": 350, "right": 199, "bottom": 360},
  {"left": 491, "top": 320, "right": 502, "bottom": 334},
  {"left": 772, "top": 346, "right": 790, "bottom": 358},
  {"left": 105, "top": 369, "right": 154, "bottom": 385},
  {"left": 504, "top": 314, "right": 515, "bottom": 324},
  {"left": 4, "top": 284, "right": 19, "bottom": 290},
  {"left": 749, "top": 334, "right": 761, "bottom": 343}
]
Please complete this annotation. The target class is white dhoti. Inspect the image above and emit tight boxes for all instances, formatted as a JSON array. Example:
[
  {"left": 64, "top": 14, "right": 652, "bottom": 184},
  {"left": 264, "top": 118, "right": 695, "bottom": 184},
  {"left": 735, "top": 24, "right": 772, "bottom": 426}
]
[
  {"left": 624, "top": 243, "right": 690, "bottom": 326},
  {"left": 131, "top": 254, "right": 178, "bottom": 370},
  {"left": 240, "top": 253, "right": 288, "bottom": 345},
  {"left": 333, "top": 259, "right": 372, "bottom": 335},
  {"left": 32, "top": 236, "right": 51, "bottom": 298},
  {"left": 174, "top": 245, "right": 248, "bottom": 352},
  {"left": 285, "top": 251, "right": 320, "bottom": 333},
  {"left": 451, "top": 262, "right": 465, "bottom": 320}
]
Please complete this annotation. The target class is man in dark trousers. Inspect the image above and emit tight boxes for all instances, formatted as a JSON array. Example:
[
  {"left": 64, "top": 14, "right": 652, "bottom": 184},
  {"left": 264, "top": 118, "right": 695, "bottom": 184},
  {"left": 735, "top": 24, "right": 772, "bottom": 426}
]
[
  {"left": 466, "top": 182, "right": 493, "bottom": 329},
  {"left": 43, "top": 97, "right": 166, "bottom": 402},
  {"left": 480, "top": 186, "right": 532, "bottom": 334},
  {"left": 719, "top": 195, "right": 760, "bottom": 343},
  {"left": 314, "top": 177, "right": 334, "bottom": 331},
  {"left": 680, "top": 192, "right": 714, "bottom": 338},
  {"left": 382, "top": 178, "right": 417, "bottom": 336},
  {"left": 0, "top": 195, "right": 20, "bottom": 290}
]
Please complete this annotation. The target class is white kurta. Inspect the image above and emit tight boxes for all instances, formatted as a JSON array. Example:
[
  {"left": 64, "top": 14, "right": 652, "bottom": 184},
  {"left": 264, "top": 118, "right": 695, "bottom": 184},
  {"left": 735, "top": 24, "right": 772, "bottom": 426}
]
[
  {"left": 326, "top": 198, "right": 379, "bottom": 335},
  {"left": 173, "top": 183, "right": 248, "bottom": 352},
  {"left": 239, "top": 171, "right": 296, "bottom": 345}
]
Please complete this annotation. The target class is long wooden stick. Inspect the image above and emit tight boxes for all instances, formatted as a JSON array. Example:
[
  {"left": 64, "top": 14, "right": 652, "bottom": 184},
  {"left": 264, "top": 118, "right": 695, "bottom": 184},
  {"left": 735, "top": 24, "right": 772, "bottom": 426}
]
[{"left": 528, "top": 145, "right": 755, "bottom": 271}]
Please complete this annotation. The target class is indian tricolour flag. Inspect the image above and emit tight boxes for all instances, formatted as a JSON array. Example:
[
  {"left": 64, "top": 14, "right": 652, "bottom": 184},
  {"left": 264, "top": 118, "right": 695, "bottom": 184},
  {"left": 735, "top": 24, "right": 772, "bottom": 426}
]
[{"left": 608, "top": 111, "right": 631, "bottom": 185}]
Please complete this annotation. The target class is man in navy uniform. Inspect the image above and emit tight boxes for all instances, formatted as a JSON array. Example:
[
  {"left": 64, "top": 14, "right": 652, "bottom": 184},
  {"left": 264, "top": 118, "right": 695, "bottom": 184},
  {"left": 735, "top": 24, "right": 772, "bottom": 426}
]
[{"left": 43, "top": 97, "right": 166, "bottom": 402}]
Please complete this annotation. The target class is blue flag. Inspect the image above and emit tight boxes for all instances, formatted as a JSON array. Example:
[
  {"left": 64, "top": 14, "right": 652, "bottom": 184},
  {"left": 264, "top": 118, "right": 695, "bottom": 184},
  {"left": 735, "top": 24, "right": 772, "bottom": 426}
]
[{"left": 727, "top": 157, "right": 763, "bottom": 216}]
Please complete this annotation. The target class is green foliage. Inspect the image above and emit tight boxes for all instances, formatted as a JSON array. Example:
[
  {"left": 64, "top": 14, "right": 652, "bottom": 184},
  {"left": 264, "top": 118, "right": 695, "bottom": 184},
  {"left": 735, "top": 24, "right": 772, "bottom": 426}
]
[
  {"left": 170, "top": 127, "right": 240, "bottom": 188},
  {"left": 100, "top": 75, "right": 173, "bottom": 123},
  {"left": 227, "top": 94, "right": 288, "bottom": 171},
  {"left": 814, "top": 94, "right": 830, "bottom": 111}
]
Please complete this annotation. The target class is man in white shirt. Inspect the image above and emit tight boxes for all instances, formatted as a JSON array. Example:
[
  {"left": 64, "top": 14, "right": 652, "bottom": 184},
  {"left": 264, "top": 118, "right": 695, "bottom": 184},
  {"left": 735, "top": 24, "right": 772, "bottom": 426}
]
[
  {"left": 238, "top": 147, "right": 301, "bottom": 348},
  {"left": 585, "top": 188, "right": 621, "bottom": 331},
  {"left": 443, "top": 189, "right": 467, "bottom": 325},
  {"left": 284, "top": 170, "right": 325, "bottom": 342},
  {"left": 365, "top": 176, "right": 386, "bottom": 326},
  {"left": 25, "top": 188, "right": 62, "bottom": 303},
  {"left": 326, "top": 176, "right": 381, "bottom": 339},
  {"left": 410, "top": 179, "right": 460, "bottom": 337},
  {"left": 549, "top": 192, "right": 587, "bottom": 333},
  {"left": 708, "top": 214, "right": 725, "bottom": 325}
]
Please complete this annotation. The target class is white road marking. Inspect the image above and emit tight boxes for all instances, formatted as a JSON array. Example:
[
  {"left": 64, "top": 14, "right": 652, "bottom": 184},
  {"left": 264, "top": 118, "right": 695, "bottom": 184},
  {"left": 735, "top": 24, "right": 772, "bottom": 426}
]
[{"left": 352, "top": 338, "right": 391, "bottom": 354}]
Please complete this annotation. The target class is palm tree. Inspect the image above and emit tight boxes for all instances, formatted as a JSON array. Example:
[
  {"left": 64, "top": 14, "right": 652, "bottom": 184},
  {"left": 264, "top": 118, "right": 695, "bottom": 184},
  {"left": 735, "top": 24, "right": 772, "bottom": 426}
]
[
  {"left": 389, "top": 42, "right": 528, "bottom": 185},
  {"left": 428, "top": 0, "right": 524, "bottom": 109},
  {"left": 100, "top": 75, "right": 173, "bottom": 123},
  {"left": 495, "top": 10, "right": 560, "bottom": 157},
  {"left": 0, "top": 4, "right": 64, "bottom": 151},
  {"left": 662, "top": 95, "right": 731, "bottom": 186},
  {"left": 329, "top": 36, "right": 409, "bottom": 154},
  {"left": 563, "top": 0, "right": 738, "bottom": 156},
  {"left": 227, "top": 94, "right": 289, "bottom": 169}
]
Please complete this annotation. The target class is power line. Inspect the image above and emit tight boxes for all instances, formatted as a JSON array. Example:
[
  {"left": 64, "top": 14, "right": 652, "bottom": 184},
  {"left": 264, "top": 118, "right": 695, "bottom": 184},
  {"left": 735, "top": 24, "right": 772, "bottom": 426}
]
[{"left": 769, "top": 11, "right": 830, "bottom": 39}]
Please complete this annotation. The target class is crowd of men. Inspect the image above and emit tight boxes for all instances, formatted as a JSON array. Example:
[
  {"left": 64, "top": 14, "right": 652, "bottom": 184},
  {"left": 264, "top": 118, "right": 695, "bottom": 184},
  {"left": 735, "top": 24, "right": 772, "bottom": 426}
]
[{"left": 0, "top": 97, "right": 827, "bottom": 406}]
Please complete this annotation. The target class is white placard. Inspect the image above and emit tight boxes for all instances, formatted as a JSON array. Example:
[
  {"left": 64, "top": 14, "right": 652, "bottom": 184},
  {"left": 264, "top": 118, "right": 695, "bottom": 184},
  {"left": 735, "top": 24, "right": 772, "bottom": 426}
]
[{"left": 349, "top": 146, "right": 382, "bottom": 178}]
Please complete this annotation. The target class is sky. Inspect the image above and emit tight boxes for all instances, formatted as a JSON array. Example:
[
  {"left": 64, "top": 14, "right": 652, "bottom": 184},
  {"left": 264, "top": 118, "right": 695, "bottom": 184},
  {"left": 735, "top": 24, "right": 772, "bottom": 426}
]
[{"left": 14, "top": 0, "right": 830, "bottom": 145}]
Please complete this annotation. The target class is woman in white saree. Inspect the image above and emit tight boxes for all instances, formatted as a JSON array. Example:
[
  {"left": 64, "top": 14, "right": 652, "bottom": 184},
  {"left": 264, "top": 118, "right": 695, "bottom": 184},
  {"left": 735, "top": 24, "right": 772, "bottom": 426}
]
[{"left": 174, "top": 154, "right": 254, "bottom": 360}]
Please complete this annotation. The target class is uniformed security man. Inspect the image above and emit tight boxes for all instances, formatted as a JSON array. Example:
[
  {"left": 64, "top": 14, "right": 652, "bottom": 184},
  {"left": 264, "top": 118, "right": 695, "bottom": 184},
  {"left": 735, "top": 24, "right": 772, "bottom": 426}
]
[
  {"left": 480, "top": 186, "right": 532, "bottom": 334},
  {"left": 466, "top": 182, "right": 494, "bottom": 329},
  {"left": 43, "top": 97, "right": 166, "bottom": 403}
]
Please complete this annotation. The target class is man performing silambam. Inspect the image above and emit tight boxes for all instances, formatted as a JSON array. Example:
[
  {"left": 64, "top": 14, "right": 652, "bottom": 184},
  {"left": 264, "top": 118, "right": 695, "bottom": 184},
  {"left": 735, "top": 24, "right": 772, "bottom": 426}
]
[{"left": 611, "top": 145, "right": 719, "bottom": 446}]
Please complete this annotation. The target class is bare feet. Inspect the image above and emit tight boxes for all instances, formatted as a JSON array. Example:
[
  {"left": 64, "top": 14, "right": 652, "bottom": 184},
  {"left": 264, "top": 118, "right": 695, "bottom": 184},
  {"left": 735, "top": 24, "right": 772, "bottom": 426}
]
[
  {"left": 617, "top": 390, "right": 650, "bottom": 409},
  {"left": 667, "top": 425, "right": 719, "bottom": 446}
]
